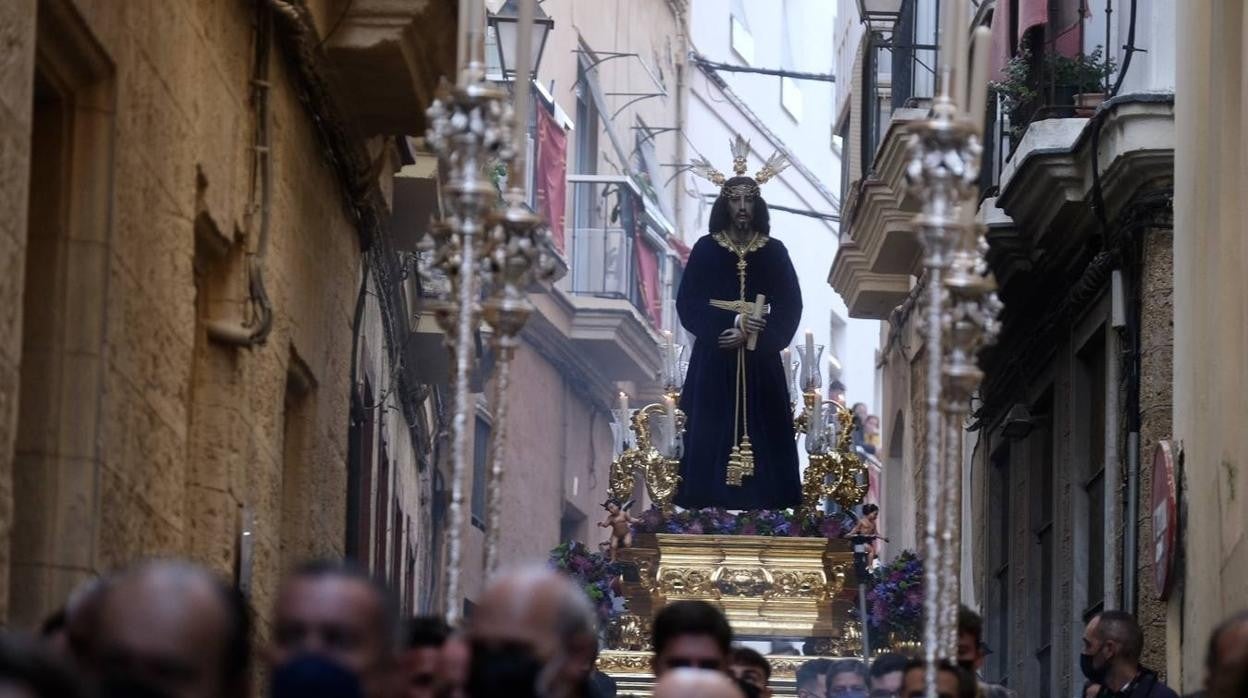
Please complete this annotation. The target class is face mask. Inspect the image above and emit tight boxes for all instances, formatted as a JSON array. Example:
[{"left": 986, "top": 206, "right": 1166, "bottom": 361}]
[
  {"left": 1080, "top": 649, "right": 1109, "bottom": 684},
  {"left": 97, "top": 675, "right": 173, "bottom": 698},
  {"left": 957, "top": 659, "right": 977, "bottom": 675},
  {"left": 271, "top": 653, "right": 363, "bottom": 698},
  {"left": 468, "top": 643, "right": 546, "bottom": 698}
]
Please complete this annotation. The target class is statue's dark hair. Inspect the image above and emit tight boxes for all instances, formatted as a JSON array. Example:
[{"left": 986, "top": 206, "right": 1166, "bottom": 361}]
[{"left": 708, "top": 177, "right": 771, "bottom": 236}]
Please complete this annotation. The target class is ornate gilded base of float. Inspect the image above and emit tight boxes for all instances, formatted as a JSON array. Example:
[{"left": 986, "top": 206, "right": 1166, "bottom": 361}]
[
  {"left": 598, "top": 649, "right": 840, "bottom": 697},
  {"left": 613, "top": 533, "right": 859, "bottom": 642}
]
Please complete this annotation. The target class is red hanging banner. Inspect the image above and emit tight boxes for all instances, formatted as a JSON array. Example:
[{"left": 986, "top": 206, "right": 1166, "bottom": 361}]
[{"left": 535, "top": 106, "right": 568, "bottom": 253}]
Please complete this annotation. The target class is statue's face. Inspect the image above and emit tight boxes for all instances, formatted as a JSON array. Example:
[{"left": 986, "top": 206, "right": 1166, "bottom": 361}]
[{"left": 727, "top": 194, "right": 754, "bottom": 228}]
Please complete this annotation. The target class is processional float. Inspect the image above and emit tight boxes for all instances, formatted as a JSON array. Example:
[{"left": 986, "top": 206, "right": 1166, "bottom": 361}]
[{"left": 425, "top": 0, "right": 1001, "bottom": 693}]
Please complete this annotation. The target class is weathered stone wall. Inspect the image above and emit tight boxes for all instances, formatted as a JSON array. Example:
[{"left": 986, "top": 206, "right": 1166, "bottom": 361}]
[
  {"left": 0, "top": 0, "right": 379, "bottom": 631},
  {"left": 1135, "top": 222, "right": 1174, "bottom": 676},
  {"left": 0, "top": 0, "right": 37, "bottom": 626}
]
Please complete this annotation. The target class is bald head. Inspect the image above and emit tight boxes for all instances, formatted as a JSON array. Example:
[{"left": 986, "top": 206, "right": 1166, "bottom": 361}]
[
  {"left": 1208, "top": 610, "right": 1248, "bottom": 694},
  {"left": 469, "top": 566, "right": 598, "bottom": 697},
  {"left": 653, "top": 668, "right": 746, "bottom": 698},
  {"left": 95, "top": 560, "right": 249, "bottom": 698},
  {"left": 472, "top": 566, "right": 597, "bottom": 657}
]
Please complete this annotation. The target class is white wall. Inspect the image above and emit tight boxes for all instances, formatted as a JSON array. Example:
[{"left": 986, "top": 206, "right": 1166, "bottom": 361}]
[
  {"left": 1082, "top": 0, "right": 1176, "bottom": 95},
  {"left": 684, "top": 0, "right": 879, "bottom": 413}
]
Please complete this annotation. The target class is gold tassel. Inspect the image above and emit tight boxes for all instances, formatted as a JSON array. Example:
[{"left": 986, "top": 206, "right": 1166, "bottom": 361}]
[
  {"left": 739, "top": 436, "right": 755, "bottom": 477},
  {"left": 727, "top": 445, "right": 745, "bottom": 486}
]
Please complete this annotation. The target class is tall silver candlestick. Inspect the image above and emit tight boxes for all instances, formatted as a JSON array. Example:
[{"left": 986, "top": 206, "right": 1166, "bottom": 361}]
[
  {"left": 905, "top": 55, "right": 999, "bottom": 694},
  {"left": 425, "top": 56, "right": 514, "bottom": 625}
]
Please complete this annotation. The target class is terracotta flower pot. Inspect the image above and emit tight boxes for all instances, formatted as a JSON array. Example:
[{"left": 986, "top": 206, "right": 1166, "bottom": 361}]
[{"left": 1075, "top": 91, "right": 1107, "bottom": 117}]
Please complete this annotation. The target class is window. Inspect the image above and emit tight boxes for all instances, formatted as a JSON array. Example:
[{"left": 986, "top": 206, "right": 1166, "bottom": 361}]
[
  {"left": 1078, "top": 328, "right": 1108, "bottom": 614},
  {"left": 988, "top": 442, "right": 1012, "bottom": 684},
  {"left": 471, "top": 416, "right": 491, "bottom": 529},
  {"left": 781, "top": 77, "right": 804, "bottom": 121},
  {"left": 373, "top": 433, "right": 391, "bottom": 571},
  {"left": 1031, "top": 390, "right": 1054, "bottom": 696},
  {"left": 346, "top": 380, "right": 377, "bottom": 564},
  {"left": 836, "top": 117, "right": 851, "bottom": 203},
  {"left": 573, "top": 54, "right": 600, "bottom": 233},
  {"left": 730, "top": 15, "right": 754, "bottom": 65},
  {"left": 780, "top": 1, "right": 802, "bottom": 121}
]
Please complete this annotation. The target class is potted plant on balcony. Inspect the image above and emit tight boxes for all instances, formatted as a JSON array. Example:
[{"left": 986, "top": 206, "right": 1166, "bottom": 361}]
[
  {"left": 992, "top": 45, "right": 1116, "bottom": 146},
  {"left": 989, "top": 46, "right": 1039, "bottom": 147},
  {"left": 1051, "top": 45, "right": 1115, "bottom": 117}
]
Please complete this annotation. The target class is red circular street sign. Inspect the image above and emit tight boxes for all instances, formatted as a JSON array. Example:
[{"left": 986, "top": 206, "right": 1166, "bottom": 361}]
[{"left": 1151, "top": 440, "right": 1177, "bottom": 600}]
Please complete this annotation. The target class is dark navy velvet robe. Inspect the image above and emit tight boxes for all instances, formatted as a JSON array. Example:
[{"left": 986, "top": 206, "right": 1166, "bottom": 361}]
[{"left": 674, "top": 234, "right": 802, "bottom": 510}]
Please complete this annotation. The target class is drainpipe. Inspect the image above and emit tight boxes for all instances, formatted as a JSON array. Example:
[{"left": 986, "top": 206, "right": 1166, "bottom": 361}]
[
  {"left": 1124, "top": 429, "right": 1139, "bottom": 614},
  {"left": 207, "top": 0, "right": 275, "bottom": 346}
]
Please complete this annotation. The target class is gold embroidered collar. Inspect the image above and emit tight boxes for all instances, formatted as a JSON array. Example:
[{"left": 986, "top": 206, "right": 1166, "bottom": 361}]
[{"left": 713, "top": 232, "right": 769, "bottom": 256}]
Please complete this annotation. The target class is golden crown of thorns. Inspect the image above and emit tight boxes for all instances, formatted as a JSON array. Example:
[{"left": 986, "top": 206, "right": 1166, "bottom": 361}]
[{"left": 689, "top": 134, "right": 792, "bottom": 197}]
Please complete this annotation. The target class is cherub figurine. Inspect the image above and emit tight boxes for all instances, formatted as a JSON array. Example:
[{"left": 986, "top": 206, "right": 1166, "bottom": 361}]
[
  {"left": 846, "top": 503, "right": 889, "bottom": 580},
  {"left": 598, "top": 498, "right": 638, "bottom": 560}
]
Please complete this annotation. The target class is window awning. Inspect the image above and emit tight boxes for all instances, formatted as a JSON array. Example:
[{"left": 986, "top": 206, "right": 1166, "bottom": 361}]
[{"left": 989, "top": 0, "right": 1087, "bottom": 81}]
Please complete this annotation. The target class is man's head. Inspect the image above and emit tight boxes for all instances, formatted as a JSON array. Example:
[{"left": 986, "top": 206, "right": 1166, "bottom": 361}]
[
  {"left": 469, "top": 566, "right": 598, "bottom": 698},
  {"left": 0, "top": 632, "right": 88, "bottom": 698},
  {"left": 269, "top": 560, "right": 397, "bottom": 698},
  {"left": 828, "top": 381, "right": 847, "bottom": 406},
  {"left": 62, "top": 576, "right": 110, "bottom": 669},
  {"left": 93, "top": 559, "right": 250, "bottom": 698},
  {"left": 868, "top": 653, "right": 908, "bottom": 697},
  {"left": 795, "top": 658, "right": 833, "bottom": 698},
  {"left": 651, "top": 601, "right": 733, "bottom": 677},
  {"left": 1206, "top": 609, "right": 1248, "bottom": 695},
  {"left": 1081, "top": 610, "right": 1143, "bottom": 684},
  {"left": 826, "top": 659, "right": 868, "bottom": 695},
  {"left": 401, "top": 617, "right": 449, "bottom": 698},
  {"left": 955, "top": 605, "right": 985, "bottom": 674},
  {"left": 900, "top": 659, "right": 975, "bottom": 698},
  {"left": 729, "top": 647, "right": 771, "bottom": 698},
  {"left": 852, "top": 403, "right": 868, "bottom": 420},
  {"left": 653, "top": 668, "right": 747, "bottom": 698},
  {"left": 709, "top": 177, "right": 771, "bottom": 236}
]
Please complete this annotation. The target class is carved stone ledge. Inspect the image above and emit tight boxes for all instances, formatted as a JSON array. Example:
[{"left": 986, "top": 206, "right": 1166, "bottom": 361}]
[{"left": 322, "top": 0, "right": 458, "bottom": 135}]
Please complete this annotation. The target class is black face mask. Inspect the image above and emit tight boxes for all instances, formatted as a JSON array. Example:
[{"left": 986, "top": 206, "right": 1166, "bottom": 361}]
[
  {"left": 96, "top": 675, "right": 173, "bottom": 698},
  {"left": 271, "top": 653, "right": 363, "bottom": 698},
  {"left": 957, "top": 659, "right": 977, "bottom": 676},
  {"left": 468, "top": 643, "right": 546, "bottom": 698},
  {"left": 1081, "top": 650, "right": 1109, "bottom": 684}
]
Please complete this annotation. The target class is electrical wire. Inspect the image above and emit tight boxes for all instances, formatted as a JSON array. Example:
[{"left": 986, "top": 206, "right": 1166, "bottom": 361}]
[{"left": 315, "top": 0, "right": 355, "bottom": 50}]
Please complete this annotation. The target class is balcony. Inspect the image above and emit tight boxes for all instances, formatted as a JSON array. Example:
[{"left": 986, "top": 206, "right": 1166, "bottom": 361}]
[
  {"left": 517, "top": 175, "right": 676, "bottom": 398},
  {"left": 319, "top": 0, "right": 458, "bottom": 135}
]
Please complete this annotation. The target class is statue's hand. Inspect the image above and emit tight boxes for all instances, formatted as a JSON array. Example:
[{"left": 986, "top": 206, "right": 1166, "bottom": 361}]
[
  {"left": 718, "top": 328, "right": 746, "bottom": 349},
  {"left": 742, "top": 315, "right": 767, "bottom": 333}
]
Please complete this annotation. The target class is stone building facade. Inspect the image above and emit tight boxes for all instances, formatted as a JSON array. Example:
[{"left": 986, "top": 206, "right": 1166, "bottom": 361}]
[
  {"left": 0, "top": 0, "right": 454, "bottom": 631},
  {"left": 831, "top": 1, "right": 1177, "bottom": 694},
  {"left": 1171, "top": 1, "right": 1248, "bottom": 691}
]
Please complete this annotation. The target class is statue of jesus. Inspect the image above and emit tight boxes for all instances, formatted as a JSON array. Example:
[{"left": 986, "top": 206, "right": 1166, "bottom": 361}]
[{"left": 675, "top": 137, "right": 802, "bottom": 510}]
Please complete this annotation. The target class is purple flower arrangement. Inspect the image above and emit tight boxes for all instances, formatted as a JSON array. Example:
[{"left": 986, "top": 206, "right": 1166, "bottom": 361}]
[
  {"left": 631, "top": 507, "right": 856, "bottom": 539},
  {"left": 851, "top": 550, "right": 924, "bottom": 642},
  {"left": 547, "top": 541, "right": 626, "bottom": 625}
]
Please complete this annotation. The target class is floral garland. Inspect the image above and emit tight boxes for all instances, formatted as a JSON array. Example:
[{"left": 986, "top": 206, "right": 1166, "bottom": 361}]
[
  {"left": 851, "top": 550, "right": 924, "bottom": 642},
  {"left": 548, "top": 541, "right": 626, "bottom": 625},
  {"left": 630, "top": 507, "right": 856, "bottom": 539}
]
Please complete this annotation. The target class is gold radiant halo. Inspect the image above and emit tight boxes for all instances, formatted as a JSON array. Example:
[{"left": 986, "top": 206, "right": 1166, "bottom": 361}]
[{"left": 688, "top": 134, "right": 792, "bottom": 189}]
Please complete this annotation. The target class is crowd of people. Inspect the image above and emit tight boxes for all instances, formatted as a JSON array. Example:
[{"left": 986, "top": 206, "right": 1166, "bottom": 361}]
[{"left": 1, "top": 556, "right": 1246, "bottom": 697}]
